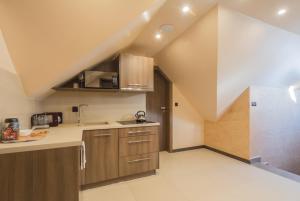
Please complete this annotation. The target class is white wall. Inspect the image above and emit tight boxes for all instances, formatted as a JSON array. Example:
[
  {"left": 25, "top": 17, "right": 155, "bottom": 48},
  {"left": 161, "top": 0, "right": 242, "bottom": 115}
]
[
  {"left": 217, "top": 6, "right": 300, "bottom": 117},
  {"left": 155, "top": 6, "right": 218, "bottom": 121},
  {"left": 41, "top": 91, "right": 146, "bottom": 123},
  {"left": 172, "top": 85, "right": 204, "bottom": 149},
  {"left": 0, "top": 31, "right": 40, "bottom": 129},
  {"left": 250, "top": 86, "right": 300, "bottom": 175}
]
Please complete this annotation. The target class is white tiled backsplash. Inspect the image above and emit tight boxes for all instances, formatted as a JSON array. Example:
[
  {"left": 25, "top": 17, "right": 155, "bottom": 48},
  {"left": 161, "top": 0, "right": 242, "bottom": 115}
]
[{"left": 41, "top": 91, "right": 146, "bottom": 123}]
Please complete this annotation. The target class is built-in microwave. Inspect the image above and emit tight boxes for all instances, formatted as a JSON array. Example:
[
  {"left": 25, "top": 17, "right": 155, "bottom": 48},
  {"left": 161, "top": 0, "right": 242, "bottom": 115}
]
[{"left": 84, "top": 71, "right": 118, "bottom": 89}]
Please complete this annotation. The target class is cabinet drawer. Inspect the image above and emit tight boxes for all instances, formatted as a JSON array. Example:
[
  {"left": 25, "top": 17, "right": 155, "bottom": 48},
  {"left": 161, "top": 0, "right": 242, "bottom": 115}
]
[
  {"left": 119, "top": 126, "right": 158, "bottom": 138},
  {"left": 119, "top": 135, "right": 159, "bottom": 157},
  {"left": 83, "top": 129, "right": 116, "bottom": 137},
  {"left": 119, "top": 153, "right": 158, "bottom": 177}
]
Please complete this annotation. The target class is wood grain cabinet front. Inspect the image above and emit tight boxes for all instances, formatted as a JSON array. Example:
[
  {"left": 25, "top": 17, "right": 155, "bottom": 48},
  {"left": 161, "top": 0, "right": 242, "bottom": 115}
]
[
  {"left": 119, "top": 126, "right": 159, "bottom": 138},
  {"left": 81, "top": 126, "right": 159, "bottom": 187},
  {"left": 119, "top": 153, "right": 159, "bottom": 177},
  {"left": 119, "top": 54, "right": 154, "bottom": 91},
  {"left": 0, "top": 146, "right": 80, "bottom": 201},
  {"left": 119, "top": 134, "right": 159, "bottom": 157},
  {"left": 118, "top": 126, "right": 159, "bottom": 177},
  {"left": 81, "top": 129, "right": 118, "bottom": 185}
]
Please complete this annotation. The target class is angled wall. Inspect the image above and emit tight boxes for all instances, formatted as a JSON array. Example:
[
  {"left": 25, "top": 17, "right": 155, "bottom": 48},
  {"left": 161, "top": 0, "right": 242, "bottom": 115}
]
[
  {"left": 217, "top": 5, "right": 300, "bottom": 117},
  {"left": 0, "top": 0, "right": 165, "bottom": 98},
  {"left": 205, "top": 6, "right": 300, "bottom": 160},
  {"left": 250, "top": 86, "right": 300, "bottom": 175},
  {"left": 155, "top": 6, "right": 218, "bottom": 121},
  {"left": 155, "top": 5, "right": 300, "bottom": 158},
  {"left": 0, "top": 30, "right": 40, "bottom": 128},
  {"left": 205, "top": 89, "right": 250, "bottom": 160}
]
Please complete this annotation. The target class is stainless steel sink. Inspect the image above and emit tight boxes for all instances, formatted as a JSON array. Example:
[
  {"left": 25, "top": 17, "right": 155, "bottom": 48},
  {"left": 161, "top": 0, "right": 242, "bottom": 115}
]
[{"left": 82, "top": 121, "right": 109, "bottom": 126}]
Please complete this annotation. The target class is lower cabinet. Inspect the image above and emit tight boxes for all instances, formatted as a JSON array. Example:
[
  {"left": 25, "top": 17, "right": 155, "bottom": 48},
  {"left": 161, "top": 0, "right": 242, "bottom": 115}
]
[
  {"left": 119, "top": 153, "right": 159, "bottom": 177},
  {"left": 81, "top": 126, "right": 159, "bottom": 187},
  {"left": 81, "top": 129, "right": 118, "bottom": 185},
  {"left": 0, "top": 146, "right": 80, "bottom": 201}
]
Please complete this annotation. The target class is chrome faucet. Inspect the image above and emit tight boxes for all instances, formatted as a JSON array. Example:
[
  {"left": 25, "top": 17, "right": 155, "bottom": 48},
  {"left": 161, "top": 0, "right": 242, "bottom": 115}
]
[{"left": 78, "top": 104, "right": 88, "bottom": 125}]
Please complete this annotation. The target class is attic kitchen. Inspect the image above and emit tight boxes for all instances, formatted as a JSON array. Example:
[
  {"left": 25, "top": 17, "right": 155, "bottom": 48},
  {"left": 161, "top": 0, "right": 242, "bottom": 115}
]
[{"left": 0, "top": 54, "right": 165, "bottom": 201}]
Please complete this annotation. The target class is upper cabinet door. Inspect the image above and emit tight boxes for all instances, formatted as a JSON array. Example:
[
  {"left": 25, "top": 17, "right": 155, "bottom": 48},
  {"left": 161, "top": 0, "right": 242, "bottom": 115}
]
[{"left": 120, "top": 54, "right": 154, "bottom": 91}]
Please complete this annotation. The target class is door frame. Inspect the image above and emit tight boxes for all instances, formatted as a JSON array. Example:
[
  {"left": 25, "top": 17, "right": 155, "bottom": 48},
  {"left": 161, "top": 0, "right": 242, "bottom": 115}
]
[{"left": 147, "top": 66, "right": 173, "bottom": 153}]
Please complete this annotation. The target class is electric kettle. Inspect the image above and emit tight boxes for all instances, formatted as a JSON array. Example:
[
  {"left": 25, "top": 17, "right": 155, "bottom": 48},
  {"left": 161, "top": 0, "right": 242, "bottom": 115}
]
[{"left": 135, "top": 111, "right": 146, "bottom": 123}]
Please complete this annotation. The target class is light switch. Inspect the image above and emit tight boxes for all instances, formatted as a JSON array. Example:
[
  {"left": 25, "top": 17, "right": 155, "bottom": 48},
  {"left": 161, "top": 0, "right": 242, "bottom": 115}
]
[
  {"left": 251, "top": 102, "right": 257, "bottom": 107},
  {"left": 72, "top": 106, "right": 79, "bottom": 112}
]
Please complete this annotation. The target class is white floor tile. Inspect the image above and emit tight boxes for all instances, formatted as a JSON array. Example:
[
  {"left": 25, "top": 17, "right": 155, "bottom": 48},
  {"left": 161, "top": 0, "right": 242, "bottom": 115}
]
[
  {"left": 81, "top": 149, "right": 300, "bottom": 201},
  {"left": 80, "top": 183, "right": 136, "bottom": 201}
]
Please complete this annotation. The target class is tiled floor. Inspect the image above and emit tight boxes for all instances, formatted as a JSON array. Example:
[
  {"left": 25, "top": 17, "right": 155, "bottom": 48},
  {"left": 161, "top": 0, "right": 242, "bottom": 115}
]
[{"left": 80, "top": 149, "right": 300, "bottom": 201}]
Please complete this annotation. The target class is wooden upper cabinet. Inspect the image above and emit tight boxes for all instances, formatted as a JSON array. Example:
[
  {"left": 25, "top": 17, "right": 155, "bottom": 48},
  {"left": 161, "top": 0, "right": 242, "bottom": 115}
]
[{"left": 119, "top": 54, "right": 154, "bottom": 91}]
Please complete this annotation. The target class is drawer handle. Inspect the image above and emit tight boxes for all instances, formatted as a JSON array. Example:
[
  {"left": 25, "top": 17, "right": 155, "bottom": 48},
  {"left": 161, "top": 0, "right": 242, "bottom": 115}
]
[
  {"left": 127, "top": 158, "right": 151, "bottom": 164},
  {"left": 128, "top": 140, "right": 152, "bottom": 144},
  {"left": 93, "top": 134, "right": 112, "bottom": 137},
  {"left": 127, "top": 84, "right": 148, "bottom": 87},
  {"left": 128, "top": 130, "right": 150, "bottom": 135}
]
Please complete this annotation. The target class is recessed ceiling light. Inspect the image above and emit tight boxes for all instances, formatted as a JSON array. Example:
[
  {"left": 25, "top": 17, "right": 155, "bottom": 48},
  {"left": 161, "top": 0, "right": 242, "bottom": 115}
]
[
  {"left": 142, "top": 11, "right": 150, "bottom": 22},
  {"left": 155, "top": 33, "right": 162, "bottom": 40},
  {"left": 277, "top": 9, "right": 287, "bottom": 16},
  {"left": 182, "top": 5, "right": 191, "bottom": 14}
]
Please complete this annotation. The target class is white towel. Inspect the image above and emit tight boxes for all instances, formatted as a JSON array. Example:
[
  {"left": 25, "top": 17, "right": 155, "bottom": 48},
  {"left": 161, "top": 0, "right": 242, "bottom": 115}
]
[{"left": 80, "top": 141, "right": 86, "bottom": 170}]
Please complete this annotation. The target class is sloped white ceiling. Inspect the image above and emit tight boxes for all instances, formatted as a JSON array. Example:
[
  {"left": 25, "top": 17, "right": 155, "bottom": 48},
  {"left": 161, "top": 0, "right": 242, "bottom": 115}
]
[
  {"left": 0, "top": 0, "right": 165, "bottom": 98},
  {"left": 217, "top": 6, "right": 300, "bottom": 117},
  {"left": 128, "top": 0, "right": 217, "bottom": 56},
  {"left": 129, "top": 0, "right": 300, "bottom": 57},
  {"left": 156, "top": 5, "right": 300, "bottom": 121},
  {"left": 155, "top": 7, "right": 218, "bottom": 121}
]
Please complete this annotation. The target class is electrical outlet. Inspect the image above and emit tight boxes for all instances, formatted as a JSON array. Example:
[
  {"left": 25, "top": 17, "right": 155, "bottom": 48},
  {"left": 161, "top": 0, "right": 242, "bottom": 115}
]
[{"left": 72, "top": 106, "right": 79, "bottom": 112}]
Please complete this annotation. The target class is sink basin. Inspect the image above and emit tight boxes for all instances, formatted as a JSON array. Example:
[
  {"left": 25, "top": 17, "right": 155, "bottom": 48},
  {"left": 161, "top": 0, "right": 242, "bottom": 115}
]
[{"left": 82, "top": 122, "right": 109, "bottom": 126}]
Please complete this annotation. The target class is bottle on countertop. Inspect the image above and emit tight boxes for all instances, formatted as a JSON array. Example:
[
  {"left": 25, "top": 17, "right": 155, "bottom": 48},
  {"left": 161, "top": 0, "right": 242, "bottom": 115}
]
[
  {"left": 78, "top": 73, "right": 85, "bottom": 88},
  {"left": 2, "top": 118, "right": 20, "bottom": 141}
]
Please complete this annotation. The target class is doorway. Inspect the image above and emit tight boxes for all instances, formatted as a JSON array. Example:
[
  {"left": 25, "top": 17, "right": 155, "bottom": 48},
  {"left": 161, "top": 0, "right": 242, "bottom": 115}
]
[{"left": 146, "top": 67, "right": 171, "bottom": 152}]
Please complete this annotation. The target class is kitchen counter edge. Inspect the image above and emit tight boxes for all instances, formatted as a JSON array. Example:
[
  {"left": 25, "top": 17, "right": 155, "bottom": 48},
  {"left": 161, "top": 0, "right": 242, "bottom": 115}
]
[{"left": 0, "top": 122, "right": 160, "bottom": 155}]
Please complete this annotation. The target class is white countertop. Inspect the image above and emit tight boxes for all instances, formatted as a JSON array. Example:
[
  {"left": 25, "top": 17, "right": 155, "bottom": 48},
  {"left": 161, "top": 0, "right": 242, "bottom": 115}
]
[{"left": 0, "top": 121, "right": 160, "bottom": 155}]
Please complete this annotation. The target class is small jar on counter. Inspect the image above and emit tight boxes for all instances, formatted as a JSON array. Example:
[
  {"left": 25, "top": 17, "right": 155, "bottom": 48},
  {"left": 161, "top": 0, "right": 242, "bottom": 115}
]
[{"left": 2, "top": 118, "right": 20, "bottom": 141}]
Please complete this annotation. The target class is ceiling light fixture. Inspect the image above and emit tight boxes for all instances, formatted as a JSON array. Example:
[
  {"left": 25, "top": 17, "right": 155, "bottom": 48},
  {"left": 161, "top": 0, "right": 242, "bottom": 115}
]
[
  {"left": 155, "top": 33, "right": 162, "bottom": 40},
  {"left": 142, "top": 11, "right": 150, "bottom": 22},
  {"left": 182, "top": 5, "right": 191, "bottom": 14},
  {"left": 277, "top": 9, "right": 287, "bottom": 16},
  {"left": 160, "top": 24, "right": 174, "bottom": 33}
]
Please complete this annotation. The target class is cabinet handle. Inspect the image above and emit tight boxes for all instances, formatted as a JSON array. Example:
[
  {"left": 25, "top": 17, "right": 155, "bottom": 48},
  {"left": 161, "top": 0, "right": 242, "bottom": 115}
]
[
  {"left": 127, "top": 158, "right": 151, "bottom": 164},
  {"left": 128, "top": 140, "right": 152, "bottom": 144},
  {"left": 80, "top": 141, "right": 86, "bottom": 170},
  {"left": 93, "top": 134, "right": 112, "bottom": 137},
  {"left": 128, "top": 130, "right": 150, "bottom": 135},
  {"left": 127, "top": 84, "right": 148, "bottom": 87}
]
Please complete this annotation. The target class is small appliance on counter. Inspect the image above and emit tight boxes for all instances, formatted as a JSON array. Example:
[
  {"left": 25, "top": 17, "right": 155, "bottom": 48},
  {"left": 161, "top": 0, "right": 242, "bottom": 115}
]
[
  {"left": 117, "top": 111, "right": 155, "bottom": 125},
  {"left": 31, "top": 112, "right": 63, "bottom": 128},
  {"left": 117, "top": 120, "right": 154, "bottom": 125},
  {"left": 1, "top": 118, "right": 20, "bottom": 141},
  {"left": 135, "top": 111, "right": 146, "bottom": 123}
]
